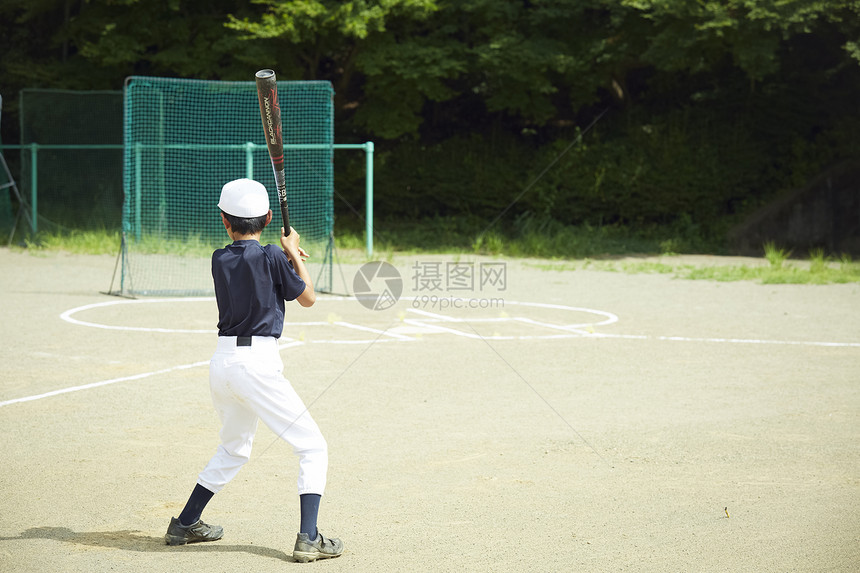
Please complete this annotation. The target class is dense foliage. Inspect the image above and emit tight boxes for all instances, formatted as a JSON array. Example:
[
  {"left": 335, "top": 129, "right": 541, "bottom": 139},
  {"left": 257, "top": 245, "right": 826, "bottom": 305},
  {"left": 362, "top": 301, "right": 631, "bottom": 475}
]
[{"left": 2, "top": 0, "right": 859, "bottom": 249}]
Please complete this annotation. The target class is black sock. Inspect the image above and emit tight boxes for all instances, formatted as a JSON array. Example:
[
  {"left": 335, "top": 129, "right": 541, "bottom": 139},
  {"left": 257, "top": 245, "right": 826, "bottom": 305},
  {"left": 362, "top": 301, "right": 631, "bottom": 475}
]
[
  {"left": 299, "top": 494, "right": 321, "bottom": 539},
  {"left": 178, "top": 484, "right": 215, "bottom": 526}
]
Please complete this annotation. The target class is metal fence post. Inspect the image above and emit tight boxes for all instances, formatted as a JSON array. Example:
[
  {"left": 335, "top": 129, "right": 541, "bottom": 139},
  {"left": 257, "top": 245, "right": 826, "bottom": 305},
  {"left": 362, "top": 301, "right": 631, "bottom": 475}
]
[
  {"left": 135, "top": 142, "right": 142, "bottom": 241},
  {"left": 29, "top": 143, "right": 38, "bottom": 234},
  {"left": 365, "top": 141, "right": 374, "bottom": 258},
  {"left": 245, "top": 142, "right": 254, "bottom": 180}
]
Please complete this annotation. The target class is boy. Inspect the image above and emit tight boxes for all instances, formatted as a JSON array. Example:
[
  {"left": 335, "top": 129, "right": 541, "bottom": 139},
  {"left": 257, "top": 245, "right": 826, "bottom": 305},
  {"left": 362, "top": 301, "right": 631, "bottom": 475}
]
[{"left": 164, "top": 178, "right": 343, "bottom": 563}]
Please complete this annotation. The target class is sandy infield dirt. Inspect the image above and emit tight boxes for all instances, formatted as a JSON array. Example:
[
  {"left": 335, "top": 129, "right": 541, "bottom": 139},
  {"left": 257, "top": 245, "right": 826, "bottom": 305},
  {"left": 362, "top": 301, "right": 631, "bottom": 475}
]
[{"left": 0, "top": 248, "right": 858, "bottom": 572}]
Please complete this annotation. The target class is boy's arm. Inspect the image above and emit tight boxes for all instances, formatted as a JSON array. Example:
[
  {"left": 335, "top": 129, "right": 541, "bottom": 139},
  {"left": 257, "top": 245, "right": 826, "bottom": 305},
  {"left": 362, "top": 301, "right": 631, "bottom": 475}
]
[{"left": 280, "top": 227, "right": 316, "bottom": 307}]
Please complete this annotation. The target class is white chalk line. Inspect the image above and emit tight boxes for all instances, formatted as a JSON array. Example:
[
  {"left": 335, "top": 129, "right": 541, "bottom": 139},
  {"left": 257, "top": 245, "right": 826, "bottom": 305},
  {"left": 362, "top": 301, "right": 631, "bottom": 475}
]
[
  {"left": 401, "top": 307, "right": 860, "bottom": 347},
  {"left": 0, "top": 341, "right": 304, "bottom": 408},
  {"left": 0, "top": 361, "right": 208, "bottom": 407},
  {"left": 591, "top": 333, "right": 860, "bottom": 347},
  {"left": 2, "top": 297, "right": 857, "bottom": 408},
  {"left": 59, "top": 297, "right": 217, "bottom": 333}
]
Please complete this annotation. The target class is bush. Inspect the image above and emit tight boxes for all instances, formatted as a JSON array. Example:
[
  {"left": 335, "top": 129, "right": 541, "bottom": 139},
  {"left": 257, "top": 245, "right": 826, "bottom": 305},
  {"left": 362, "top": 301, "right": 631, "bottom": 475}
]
[{"left": 345, "top": 104, "right": 858, "bottom": 253}]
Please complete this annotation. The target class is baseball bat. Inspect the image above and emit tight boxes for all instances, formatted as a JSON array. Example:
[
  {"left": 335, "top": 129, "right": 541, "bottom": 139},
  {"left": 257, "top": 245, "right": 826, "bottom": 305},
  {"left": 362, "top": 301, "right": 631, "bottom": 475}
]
[{"left": 255, "top": 69, "right": 291, "bottom": 235}]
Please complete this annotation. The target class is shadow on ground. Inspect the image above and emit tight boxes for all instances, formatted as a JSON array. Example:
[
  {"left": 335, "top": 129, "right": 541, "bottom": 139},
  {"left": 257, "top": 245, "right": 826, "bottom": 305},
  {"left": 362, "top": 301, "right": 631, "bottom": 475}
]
[{"left": 0, "top": 527, "right": 291, "bottom": 561}]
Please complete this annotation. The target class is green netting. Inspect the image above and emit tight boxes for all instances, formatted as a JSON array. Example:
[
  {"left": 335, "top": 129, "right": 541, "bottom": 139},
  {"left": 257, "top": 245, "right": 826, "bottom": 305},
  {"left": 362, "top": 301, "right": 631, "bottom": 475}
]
[
  {"left": 0, "top": 94, "right": 14, "bottom": 233},
  {"left": 120, "top": 76, "right": 334, "bottom": 296},
  {"left": 19, "top": 89, "right": 124, "bottom": 231},
  {"left": 0, "top": 165, "right": 12, "bottom": 232},
  {"left": 0, "top": 194, "right": 11, "bottom": 235}
]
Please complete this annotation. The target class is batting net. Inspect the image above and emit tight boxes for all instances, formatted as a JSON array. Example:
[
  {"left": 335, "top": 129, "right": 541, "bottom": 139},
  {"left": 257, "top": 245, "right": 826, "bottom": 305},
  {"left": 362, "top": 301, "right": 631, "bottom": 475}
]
[{"left": 117, "top": 76, "right": 334, "bottom": 296}]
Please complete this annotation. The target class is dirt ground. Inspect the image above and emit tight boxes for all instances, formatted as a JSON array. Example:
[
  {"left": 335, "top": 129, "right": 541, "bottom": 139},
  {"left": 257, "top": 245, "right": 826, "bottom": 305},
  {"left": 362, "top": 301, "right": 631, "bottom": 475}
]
[{"left": 0, "top": 248, "right": 858, "bottom": 572}]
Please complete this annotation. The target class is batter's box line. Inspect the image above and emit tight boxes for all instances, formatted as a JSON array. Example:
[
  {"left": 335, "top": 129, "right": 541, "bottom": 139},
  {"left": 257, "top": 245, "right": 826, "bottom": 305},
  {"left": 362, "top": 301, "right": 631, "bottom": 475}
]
[
  {"left": 400, "top": 318, "right": 585, "bottom": 341},
  {"left": 332, "top": 320, "right": 415, "bottom": 341},
  {"left": 278, "top": 320, "right": 416, "bottom": 345},
  {"left": 410, "top": 313, "right": 594, "bottom": 337},
  {"left": 405, "top": 308, "right": 596, "bottom": 339}
]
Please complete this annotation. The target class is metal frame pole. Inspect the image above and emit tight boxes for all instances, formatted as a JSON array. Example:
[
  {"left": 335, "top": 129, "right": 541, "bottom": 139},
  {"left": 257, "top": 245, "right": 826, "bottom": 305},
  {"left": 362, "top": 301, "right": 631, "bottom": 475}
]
[
  {"left": 364, "top": 142, "right": 374, "bottom": 258},
  {"left": 30, "top": 143, "right": 38, "bottom": 234}
]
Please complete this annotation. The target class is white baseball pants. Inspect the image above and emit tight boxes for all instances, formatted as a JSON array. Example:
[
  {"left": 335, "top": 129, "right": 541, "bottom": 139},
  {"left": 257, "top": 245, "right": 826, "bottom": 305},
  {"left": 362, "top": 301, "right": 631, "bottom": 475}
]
[{"left": 197, "top": 336, "right": 328, "bottom": 496}]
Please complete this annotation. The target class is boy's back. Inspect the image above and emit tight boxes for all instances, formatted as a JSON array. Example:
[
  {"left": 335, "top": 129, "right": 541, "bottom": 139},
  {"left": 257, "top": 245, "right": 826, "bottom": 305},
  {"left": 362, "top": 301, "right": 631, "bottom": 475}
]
[{"left": 212, "top": 240, "right": 305, "bottom": 338}]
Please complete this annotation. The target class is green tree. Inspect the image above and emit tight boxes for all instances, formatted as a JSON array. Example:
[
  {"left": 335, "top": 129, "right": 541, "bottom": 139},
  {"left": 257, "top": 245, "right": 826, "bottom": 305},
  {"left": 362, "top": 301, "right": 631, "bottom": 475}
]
[
  {"left": 68, "top": 0, "right": 266, "bottom": 80},
  {"left": 226, "top": 0, "right": 443, "bottom": 137},
  {"left": 3, "top": 0, "right": 859, "bottom": 239},
  {"left": 619, "top": 0, "right": 860, "bottom": 82}
]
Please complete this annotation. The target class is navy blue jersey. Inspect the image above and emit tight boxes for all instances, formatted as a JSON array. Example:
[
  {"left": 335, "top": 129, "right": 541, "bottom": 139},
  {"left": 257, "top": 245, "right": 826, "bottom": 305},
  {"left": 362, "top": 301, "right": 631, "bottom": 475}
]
[{"left": 212, "top": 240, "right": 306, "bottom": 337}]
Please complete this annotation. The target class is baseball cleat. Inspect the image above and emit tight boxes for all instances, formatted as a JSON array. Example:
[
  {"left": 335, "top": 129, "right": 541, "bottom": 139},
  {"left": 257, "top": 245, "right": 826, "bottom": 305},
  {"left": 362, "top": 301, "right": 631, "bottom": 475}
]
[
  {"left": 292, "top": 531, "right": 344, "bottom": 562},
  {"left": 164, "top": 516, "right": 224, "bottom": 546}
]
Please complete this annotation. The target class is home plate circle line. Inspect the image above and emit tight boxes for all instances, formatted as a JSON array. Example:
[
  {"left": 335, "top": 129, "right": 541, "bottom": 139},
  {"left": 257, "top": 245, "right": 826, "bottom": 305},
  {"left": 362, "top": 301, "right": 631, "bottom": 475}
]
[
  {"left": 58, "top": 297, "right": 620, "bottom": 338},
  {"left": 56, "top": 297, "right": 858, "bottom": 347}
]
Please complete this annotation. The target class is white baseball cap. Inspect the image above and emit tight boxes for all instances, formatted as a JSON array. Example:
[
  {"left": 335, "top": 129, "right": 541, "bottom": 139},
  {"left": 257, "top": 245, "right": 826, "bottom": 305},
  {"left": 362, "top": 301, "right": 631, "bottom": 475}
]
[{"left": 218, "top": 178, "right": 270, "bottom": 217}]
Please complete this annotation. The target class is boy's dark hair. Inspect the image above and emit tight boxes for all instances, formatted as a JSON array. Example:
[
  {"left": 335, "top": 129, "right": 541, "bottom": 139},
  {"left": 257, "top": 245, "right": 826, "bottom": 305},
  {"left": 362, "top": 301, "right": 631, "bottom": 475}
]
[{"left": 222, "top": 211, "right": 268, "bottom": 235}]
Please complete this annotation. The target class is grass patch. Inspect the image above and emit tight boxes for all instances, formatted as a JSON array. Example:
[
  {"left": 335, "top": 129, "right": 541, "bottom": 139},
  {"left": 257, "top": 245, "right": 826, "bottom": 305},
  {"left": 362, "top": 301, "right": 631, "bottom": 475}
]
[
  {"left": 474, "top": 223, "right": 674, "bottom": 259},
  {"left": 131, "top": 233, "right": 226, "bottom": 257},
  {"left": 529, "top": 252, "right": 860, "bottom": 285},
  {"left": 23, "top": 229, "right": 122, "bottom": 255},
  {"left": 13, "top": 225, "right": 860, "bottom": 285},
  {"left": 763, "top": 241, "right": 790, "bottom": 269},
  {"left": 16, "top": 229, "right": 223, "bottom": 257},
  {"left": 337, "top": 216, "right": 687, "bottom": 259},
  {"left": 677, "top": 247, "right": 860, "bottom": 284},
  {"left": 681, "top": 263, "right": 860, "bottom": 284}
]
